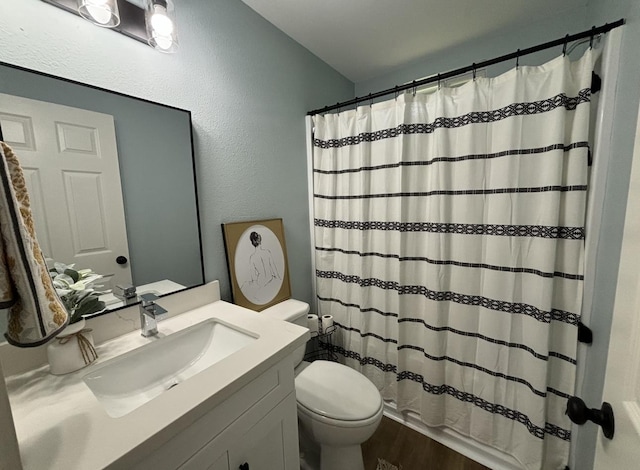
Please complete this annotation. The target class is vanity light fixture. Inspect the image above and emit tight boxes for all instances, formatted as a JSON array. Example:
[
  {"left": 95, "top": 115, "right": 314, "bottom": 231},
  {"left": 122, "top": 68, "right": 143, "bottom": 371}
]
[
  {"left": 77, "top": 0, "right": 120, "bottom": 27},
  {"left": 145, "top": 0, "right": 178, "bottom": 53},
  {"left": 41, "top": 0, "right": 178, "bottom": 53}
]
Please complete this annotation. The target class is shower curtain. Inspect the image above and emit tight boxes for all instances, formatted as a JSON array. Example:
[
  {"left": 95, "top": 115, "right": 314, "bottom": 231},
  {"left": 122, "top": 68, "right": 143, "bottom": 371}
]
[{"left": 312, "top": 49, "right": 595, "bottom": 470}]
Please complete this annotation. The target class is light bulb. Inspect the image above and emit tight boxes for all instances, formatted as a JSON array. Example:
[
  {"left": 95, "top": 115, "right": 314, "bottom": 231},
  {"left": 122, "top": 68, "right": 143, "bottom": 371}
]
[
  {"left": 153, "top": 35, "right": 174, "bottom": 51},
  {"left": 145, "top": 0, "right": 178, "bottom": 53},
  {"left": 150, "top": 5, "right": 174, "bottom": 36},
  {"left": 86, "top": 4, "right": 111, "bottom": 25},
  {"left": 78, "top": 0, "right": 119, "bottom": 28}
]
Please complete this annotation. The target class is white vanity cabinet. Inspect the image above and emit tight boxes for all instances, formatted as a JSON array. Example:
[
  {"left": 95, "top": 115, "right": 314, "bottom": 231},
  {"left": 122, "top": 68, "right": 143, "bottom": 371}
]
[
  {"left": 126, "top": 356, "right": 300, "bottom": 470},
  {"left": 4, "top": 291, "right": 310, "bottom": 470},
  {"left": 188, "top": 393, "right": 298, "bottom": 470}
]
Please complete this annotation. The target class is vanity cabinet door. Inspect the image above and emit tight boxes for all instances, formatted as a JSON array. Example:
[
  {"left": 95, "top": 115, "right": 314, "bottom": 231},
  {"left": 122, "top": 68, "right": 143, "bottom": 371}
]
[
  {"left": 206, "top": 452, "right": 229, "bottom": 470},
  {"left": 133, "top": 360, "right": 295, "bottom": 470},
  {"left": 228, "top": 392, "right": 299, "bottom": 470},
  {"left": 182, "top": 392, "right": 299, "bottom": 470}
]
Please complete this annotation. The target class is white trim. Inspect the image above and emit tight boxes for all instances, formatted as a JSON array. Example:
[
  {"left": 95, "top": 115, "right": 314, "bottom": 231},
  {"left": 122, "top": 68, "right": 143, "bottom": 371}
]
[
  {"left": 579, "top": 28, "right": 622, "bottom": 333},
  {"left": 571, "top": 26, "right": 623, "bottom": 469}
]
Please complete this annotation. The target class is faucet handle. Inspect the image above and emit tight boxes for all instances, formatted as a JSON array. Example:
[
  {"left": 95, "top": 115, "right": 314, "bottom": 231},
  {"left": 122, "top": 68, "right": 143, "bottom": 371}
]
[
  {"left": 140, "top": 293, "right": 167, "bottom": 317},
  {"left": 114, "top": 283, "right": 136, "bottom": 299},
  {"left": 140, "top": 292, "right": 160, "bottom": 306}
]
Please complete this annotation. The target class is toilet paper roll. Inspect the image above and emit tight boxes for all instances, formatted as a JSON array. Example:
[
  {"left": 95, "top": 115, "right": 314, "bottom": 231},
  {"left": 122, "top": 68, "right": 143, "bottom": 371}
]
[
  {"left": 321, "top": 315, "right": 334, "bottom": 334},
  {"left": 307, "top": 314, "right": 319, "bottom": 334}
]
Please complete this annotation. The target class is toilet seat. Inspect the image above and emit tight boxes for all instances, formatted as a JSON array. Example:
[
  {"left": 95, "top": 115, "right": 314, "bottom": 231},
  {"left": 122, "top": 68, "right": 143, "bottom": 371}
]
[
  {"left": 295, "top": 361, "right": 382, "bottom": 423},
  {"left": 297, "top": 399, "right": 383, "bottom": 429}
]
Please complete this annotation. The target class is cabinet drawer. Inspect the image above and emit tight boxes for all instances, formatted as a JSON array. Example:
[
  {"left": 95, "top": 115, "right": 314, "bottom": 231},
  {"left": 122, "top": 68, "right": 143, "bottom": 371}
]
[{"left": 130, "top": 357, "right": 295, "bottom": 469}]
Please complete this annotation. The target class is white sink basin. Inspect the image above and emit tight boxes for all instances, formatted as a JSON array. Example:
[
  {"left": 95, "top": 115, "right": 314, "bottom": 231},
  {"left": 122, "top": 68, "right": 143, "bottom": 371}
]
[{"left": 83, "top": 319, "right": 258, "bottom": 418}]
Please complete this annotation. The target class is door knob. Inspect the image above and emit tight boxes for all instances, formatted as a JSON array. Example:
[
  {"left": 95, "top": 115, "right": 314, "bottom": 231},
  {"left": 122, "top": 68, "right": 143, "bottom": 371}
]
[
  {"left": 116, "top": 256, "right": 128, "bottom": 265},
  {"left": 566, "top": 396, "right": 615, "bottom": 439},
  {"left": 239, "top": 463, "right": 249, "bottom": 470}
]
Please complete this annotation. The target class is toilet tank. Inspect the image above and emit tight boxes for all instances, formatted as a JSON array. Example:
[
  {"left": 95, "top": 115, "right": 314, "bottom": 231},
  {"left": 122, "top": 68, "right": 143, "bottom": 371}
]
[{"left": 262, "top": 299, "right": 310, "bottom": 366}]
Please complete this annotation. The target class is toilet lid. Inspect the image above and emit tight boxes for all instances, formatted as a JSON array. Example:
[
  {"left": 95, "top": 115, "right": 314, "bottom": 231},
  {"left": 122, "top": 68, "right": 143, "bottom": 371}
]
[{"left": 295, "top": 361, "right": 382, "bottom": 421}]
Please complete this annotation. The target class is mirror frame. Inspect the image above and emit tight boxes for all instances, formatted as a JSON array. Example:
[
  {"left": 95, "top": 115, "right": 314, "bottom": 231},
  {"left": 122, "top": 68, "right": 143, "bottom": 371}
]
[{"left": 0, "top": 60, "right": 205, "bottom": 318}]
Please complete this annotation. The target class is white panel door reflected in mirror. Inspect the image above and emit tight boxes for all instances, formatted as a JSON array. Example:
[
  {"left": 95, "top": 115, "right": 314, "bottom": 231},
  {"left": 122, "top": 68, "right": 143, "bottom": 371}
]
[{"left": 0, "top": 92, "right": 132, "bottom": 289}]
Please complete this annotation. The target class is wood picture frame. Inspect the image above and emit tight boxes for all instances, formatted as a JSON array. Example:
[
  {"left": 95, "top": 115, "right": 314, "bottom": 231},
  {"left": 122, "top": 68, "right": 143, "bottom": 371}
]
[{"left": 222, "top": 218, "right": 291, "bottom": 311}]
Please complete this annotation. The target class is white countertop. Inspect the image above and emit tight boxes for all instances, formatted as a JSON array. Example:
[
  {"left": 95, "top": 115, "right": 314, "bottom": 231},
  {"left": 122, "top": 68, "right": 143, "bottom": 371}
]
[{"left": 5, "top": 300, "right": 309, "bottom": 470}]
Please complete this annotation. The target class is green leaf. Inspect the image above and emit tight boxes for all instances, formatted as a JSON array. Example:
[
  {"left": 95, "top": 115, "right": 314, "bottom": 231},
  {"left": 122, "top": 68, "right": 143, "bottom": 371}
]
[
  {"left": 74, "top": 296, "right": 105, "bottom": 317},
  {"left": 53, "top": 274, "right": 74, "bottom": 288},
  {"left": 69, "top": 309, "right": 84, "bottom": 324},
  {"left": 64, "top": 269, "right": 80, "bottom": 283}
]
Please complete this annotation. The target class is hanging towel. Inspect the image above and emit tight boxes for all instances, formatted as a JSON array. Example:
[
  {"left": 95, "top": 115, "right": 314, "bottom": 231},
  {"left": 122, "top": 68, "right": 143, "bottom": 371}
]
[{"left": 0, "top": 142, "right": 68, "bottom": 347}]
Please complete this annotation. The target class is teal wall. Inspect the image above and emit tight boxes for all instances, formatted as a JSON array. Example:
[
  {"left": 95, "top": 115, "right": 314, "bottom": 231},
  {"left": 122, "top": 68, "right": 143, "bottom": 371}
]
[
  {"left": 2, "top": 1, "right": 639, "bottom": 468},
  {"left": 0, "top": 0, "right": 354, "bottom": 309}
]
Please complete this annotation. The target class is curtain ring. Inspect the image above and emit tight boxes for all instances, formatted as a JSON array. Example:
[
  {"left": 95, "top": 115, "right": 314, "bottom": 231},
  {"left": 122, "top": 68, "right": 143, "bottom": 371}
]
[
  {"left": 412, "top": 80, "right": 417, "bottom": 97},
  {"left": 515, "top": 49, "right": 520, "bottom": 69},
  {"left": 368, "top": 93, "right": 373, "bottom": 107},
  {"left": 394, "top": 85, "right": 399, "bottom": 100},
  {"left": 563, "top": 34, "right": 569, "bottom": 56},
  {"left": 590, "top": 26, "right": 596, "bottom": 49},
  {"left": 336, "top": 102, "right": 341, "bottom": 114},
  {"left": 472, "top": 64, "right": 477, "bottom": 81},
  {"left": 437, "top": 73, "right": 441, "bottom": 90}
]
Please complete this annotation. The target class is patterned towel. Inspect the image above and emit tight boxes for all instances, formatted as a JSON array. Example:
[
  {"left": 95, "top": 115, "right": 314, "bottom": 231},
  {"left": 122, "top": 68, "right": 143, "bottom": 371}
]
[{"left": 0, "top": 142, "right": 68, "bottom": 347}]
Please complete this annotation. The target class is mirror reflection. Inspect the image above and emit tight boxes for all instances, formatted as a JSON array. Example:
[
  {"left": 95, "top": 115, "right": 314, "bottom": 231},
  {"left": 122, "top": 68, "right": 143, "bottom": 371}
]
[{"left": 0, "top": 62, "right": 204, "bottom": 316}]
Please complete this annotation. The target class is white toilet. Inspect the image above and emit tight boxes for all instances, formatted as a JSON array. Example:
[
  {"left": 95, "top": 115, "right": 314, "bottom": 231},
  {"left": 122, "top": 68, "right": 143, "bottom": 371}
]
[{"left": 263, "top": 299, "right": 383, "bottom": 470}]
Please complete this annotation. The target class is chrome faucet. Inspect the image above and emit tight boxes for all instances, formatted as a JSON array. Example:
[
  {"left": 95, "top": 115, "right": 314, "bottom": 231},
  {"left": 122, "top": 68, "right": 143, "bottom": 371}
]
[
  {"left": 114, "top": 283, "right": 138, "bottom": 306},
  {"left": 139, "top": 293, "right": 167, "bottom": 337}
]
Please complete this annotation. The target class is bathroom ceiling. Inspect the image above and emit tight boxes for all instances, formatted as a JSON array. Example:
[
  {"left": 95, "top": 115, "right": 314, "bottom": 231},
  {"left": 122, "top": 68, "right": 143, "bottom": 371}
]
[{"left": 241, "top": 0, "right": 588, "bottom": 83}]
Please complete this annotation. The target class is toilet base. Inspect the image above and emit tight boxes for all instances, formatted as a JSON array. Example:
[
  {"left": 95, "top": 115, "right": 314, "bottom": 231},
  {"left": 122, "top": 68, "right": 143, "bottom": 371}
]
[
  {"left": 299, "top": 421, "right": 320, "bottom": 470},
  {"left": 320, "top": 444, "right": 364, "bottom": 470},
  {"left": 299, "top": 424, "right": 365, "bottom": 470}
]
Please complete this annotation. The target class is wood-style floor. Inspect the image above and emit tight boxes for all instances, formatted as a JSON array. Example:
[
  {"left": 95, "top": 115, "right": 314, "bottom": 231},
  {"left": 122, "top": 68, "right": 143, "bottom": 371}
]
[{"left": 362, "top": 417, "right": 491, "bottom": 470}]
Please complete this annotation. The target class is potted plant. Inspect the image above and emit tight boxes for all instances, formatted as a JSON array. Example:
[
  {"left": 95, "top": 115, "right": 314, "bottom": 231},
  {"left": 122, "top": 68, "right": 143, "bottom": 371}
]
[
  {"left": 50, "top": 262, "right": 107, "bottom": 326},
  {"left": 47, "top": 262, "right": 107, "bottom": 374}
]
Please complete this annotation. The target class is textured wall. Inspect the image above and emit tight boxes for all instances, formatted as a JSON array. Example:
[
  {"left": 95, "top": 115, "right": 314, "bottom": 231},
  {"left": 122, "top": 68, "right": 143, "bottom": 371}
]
[
  {"left": 5, "top": 2, "right": 638, "bottom": 468},
  {"left": 0, "top": 0, "right": 354, "bottom": 306}
]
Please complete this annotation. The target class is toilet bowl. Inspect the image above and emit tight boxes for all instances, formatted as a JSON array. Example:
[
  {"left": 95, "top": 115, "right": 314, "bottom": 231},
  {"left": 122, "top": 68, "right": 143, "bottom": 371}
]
[
  {"left": 262, "top": 299, "right": 383, "bottom": 470},
  {"left": 296, "top": 360, "right": 383, "bottom": 470}
]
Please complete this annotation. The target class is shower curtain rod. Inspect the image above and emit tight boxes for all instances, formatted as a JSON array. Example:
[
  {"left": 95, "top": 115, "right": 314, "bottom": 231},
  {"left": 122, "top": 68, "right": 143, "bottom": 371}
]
[{"left": 307, "top": 18, "right": 625, "bottom": 116}]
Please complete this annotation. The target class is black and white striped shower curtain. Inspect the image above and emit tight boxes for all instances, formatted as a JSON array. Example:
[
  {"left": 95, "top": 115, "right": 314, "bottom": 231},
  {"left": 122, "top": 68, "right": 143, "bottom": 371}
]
[{"left": 312, "top": 49, "right": 595, "bottom": 470}]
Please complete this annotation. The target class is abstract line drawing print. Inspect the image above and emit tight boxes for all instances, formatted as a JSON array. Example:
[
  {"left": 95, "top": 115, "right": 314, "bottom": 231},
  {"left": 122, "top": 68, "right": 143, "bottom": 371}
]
[{"left": 235, "top": 224, "right": 285, "bottom": 305}]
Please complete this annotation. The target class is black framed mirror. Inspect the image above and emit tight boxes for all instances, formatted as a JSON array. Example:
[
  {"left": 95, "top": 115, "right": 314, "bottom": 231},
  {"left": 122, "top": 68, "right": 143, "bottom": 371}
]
[{"left": 0, "top": 60, "right": 204, "bottom": 318}]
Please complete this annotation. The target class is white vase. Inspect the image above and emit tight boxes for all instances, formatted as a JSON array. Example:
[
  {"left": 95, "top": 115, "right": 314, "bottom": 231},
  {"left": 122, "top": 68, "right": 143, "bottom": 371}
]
[{"left": 47, "top": 319, "right": 98, "bottom": 375}]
